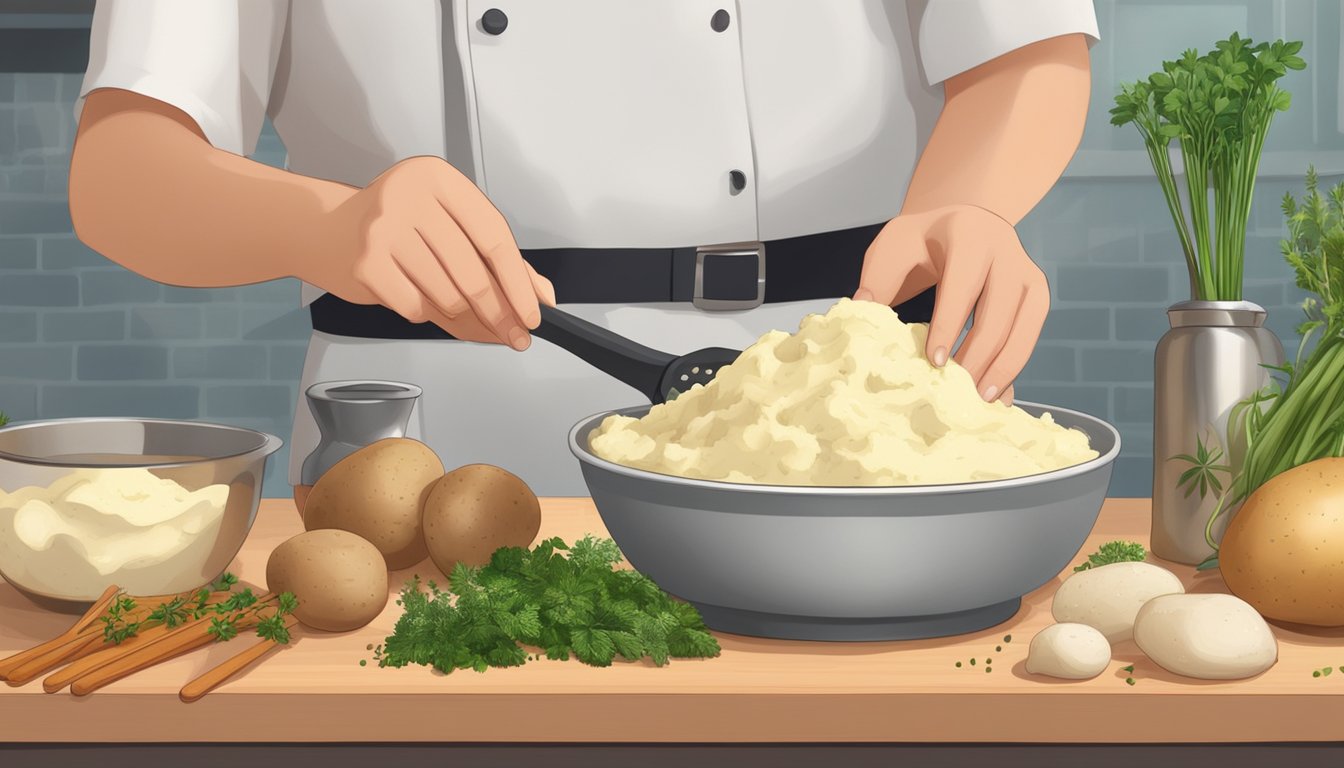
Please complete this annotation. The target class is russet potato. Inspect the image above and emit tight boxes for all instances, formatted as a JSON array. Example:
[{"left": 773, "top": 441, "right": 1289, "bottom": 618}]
[
  {"left": 1220, "top": 457, "right": 1344, "bottom": 626},
  {"left": 266, "top": 529, "right": 388, "bottom": 632},
  {"left": 422, "top": 464, "right": 541, "bottom": 575},
  {"left": 303, "top": 438, "right": 443, "bottom": 569}
]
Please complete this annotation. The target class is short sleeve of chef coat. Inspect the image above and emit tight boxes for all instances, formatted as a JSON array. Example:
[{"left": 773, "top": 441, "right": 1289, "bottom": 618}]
[
  {"left": 912, "top": 0, "right": 1100, "bottom": 86},
  {"left": 77, "top": 1, "right": 288, "bottom": 156}
]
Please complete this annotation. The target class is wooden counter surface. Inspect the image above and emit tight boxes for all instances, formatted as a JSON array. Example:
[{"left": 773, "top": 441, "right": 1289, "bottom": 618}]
[{"left": 2, "top": 497, "right": 1343, "bottom": 744}]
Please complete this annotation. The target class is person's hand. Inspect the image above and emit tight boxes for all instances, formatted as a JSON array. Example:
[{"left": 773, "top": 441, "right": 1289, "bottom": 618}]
[
  {"left": 854, "top": 204, "right": 1049, "bottom": 404},
  {"left": 313, "top": 156, "right": 555, "bottom": 348}
]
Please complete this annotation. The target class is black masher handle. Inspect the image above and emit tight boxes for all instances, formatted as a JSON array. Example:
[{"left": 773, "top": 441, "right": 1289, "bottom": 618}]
[{"left": 532, "top": 305, "right": 676, "bottom": 403}]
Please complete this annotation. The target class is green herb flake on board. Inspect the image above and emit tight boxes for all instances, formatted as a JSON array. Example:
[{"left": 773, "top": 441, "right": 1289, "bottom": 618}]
[
  {"left": 1126, "top": 677, "right": 1137, "bottom": 686},
  {"left": 376, "top": 535, "right": 721, "bottom": 674}
]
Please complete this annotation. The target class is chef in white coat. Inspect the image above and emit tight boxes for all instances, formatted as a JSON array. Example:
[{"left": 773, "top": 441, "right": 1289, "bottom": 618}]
[{"left": 69, "top": 1, "right": 1098, "bottom": 496}]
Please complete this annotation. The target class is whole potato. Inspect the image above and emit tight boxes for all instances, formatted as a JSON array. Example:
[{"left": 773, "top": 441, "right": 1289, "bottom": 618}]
[
  {"left": 304, "top": 438, "right": 443, "bottom": 569},
  {"left": 266, "top": 529, "right": 388, "bottom": 632},
  {"left": 423, "top": 464, "right": 541, "bottom": 574},
  {"left": 1052, "top": 561, "right": 1184, "bottom": 643},
  {"left": 1220, "top": 457, "right": 1344, "bottom": 626}
]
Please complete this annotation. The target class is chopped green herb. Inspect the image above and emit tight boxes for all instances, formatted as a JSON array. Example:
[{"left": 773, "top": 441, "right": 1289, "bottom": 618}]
[
  {"left": 985, "top": 666, "right": 992, "bottom": 673},
  {"left": 376, "top": 535, "right": 720, "bottom": 674},
  {"left": 1126, "top": 677, "right": 1137, "bottom": 686},
  {"left": 1122, "top": 665, "right": 1135, "bottom": 673},
  {"left": 1074, "top": 541, "right": 1147, "bottom": 571},
  {"left": 986, "top": 658, "right": 993, "bottom": 664},
  {"left": 1004, "top": 635, "right": 1012, "bottom": 643},
  {"left": 359, "top": 659, "right": 367, "bottom": 667},
  {"left": 1314, "top": 670, "right": 1323, "bottom": 677},
  {"left": 955, "top": 661, "right": 962, "bottom": 668},
  {"left": 995, "top": 645, "right": 1002, "bottom": 652},
  {"left": 969, "top": 658, "right": 976, "bottom": 666}
]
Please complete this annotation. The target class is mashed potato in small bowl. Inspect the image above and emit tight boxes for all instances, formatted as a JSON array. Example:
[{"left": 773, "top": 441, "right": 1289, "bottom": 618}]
[{"left": 570, "top": 299, "right": 1120, "bottom": 641}]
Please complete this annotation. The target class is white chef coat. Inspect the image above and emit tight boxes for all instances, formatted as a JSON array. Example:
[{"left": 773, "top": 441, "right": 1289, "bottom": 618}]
[{"left": 78, "top": 0, "right": 1100, "bottom": 495}]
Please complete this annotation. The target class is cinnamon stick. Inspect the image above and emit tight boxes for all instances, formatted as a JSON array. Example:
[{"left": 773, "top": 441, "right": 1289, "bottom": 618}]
[
  {"left": 5, "top": 632, "right": 103, "bottom": 687},
  {"left": 0, "top": 584, "right": 119, "bottom": 680},
  {"left": 69, "top": 611, "right": 265, "bottom": 697},
  {"left": 179, "top": 615, "right": 300, "bottom": 703},
  {"left": 39, "top": 589, "right": 238, "bottom": 693}
]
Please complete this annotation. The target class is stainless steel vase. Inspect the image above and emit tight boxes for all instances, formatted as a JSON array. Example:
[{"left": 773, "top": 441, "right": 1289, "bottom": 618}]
[
  {"left": 1152, "top": 301, "right": 1284, "bottom": 564},
  {"left": 294, "top": 380, "right": 422, "bottom": 515}
]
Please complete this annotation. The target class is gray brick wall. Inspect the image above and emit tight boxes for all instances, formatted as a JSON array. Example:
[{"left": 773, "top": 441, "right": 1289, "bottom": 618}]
[
  {"left": 0, "top": 72, "right": 307, "bottom": 497},
  {"left": 0, "top": 28, "right": 1318, "bottom": 500}
]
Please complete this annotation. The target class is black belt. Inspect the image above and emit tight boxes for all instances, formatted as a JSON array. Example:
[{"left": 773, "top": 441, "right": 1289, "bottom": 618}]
[{"left": 310, "top": 222, "right": 936, "bottom": 340}]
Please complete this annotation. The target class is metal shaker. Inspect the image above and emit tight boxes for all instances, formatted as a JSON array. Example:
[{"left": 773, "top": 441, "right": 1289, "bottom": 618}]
[
  {"left": 1151, "top": 301, "right": 1284, "bottom": 563},
  {"left": 294, "top": 380, "right": 422, "bottom": 514}
]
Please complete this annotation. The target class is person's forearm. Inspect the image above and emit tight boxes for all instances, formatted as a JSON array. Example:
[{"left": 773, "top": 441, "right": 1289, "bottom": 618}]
[
  {"left": 69, "top": 88, "right": 356, "bottom": 287},
  {"left": 901, "top": 34, "right": 1091, "bottom": 225}
]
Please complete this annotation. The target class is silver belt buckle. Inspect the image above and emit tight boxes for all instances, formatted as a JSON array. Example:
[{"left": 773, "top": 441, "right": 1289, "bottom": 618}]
[{"left": 693, "top": 241, "right": 766, "bottom": 311}]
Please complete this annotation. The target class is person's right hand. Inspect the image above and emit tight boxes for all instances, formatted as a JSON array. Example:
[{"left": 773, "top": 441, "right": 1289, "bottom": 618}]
[{"left": 313, "top": 156, "right": 555, "bottom": 349}]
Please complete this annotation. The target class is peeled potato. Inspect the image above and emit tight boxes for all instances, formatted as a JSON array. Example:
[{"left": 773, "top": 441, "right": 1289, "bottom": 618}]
[
  {"left": 423, "top": 464, "right": 541, "bottom": 574},
  {"left": 1133, "top": 593, "right": 1277, "bottom": 680},
  {"left": 1025, "top": 623, "right": 1111, "bottom": 680},
  {"left": 303, "top": 437, "right": 443, "bottom": 569},
  {"left": 1220, "top": 457, "right": 1344, "bottom": 626},
  {"left": 266, "top": 529, "right": 388, "bottom": 632},
  {"left": 1052, "top": 561, "right": 1184, "bottom": 643}
]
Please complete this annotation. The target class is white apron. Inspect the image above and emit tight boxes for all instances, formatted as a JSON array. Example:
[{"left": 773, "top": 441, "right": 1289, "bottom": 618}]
[{"left": 288, "top": 299, "right": 837, "bottom": 496}]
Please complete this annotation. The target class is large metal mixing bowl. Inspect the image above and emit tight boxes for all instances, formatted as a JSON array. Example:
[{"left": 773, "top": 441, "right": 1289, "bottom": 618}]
[
  {"left": 0, "top": 418, "right": 282, "bottom": 611},
  {"left": 570, "top": 402, "right": 1120, "bottom": 641}
]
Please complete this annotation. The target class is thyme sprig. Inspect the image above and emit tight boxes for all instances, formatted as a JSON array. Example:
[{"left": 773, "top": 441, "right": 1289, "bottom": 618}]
[{"left": 99, "top": 572, "right": 297, "bottom": 646}]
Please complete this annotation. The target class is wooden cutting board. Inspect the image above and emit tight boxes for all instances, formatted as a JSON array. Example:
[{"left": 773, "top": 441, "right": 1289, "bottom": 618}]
[{"left": 2, "top": 497, "right": 1343, "bottom": 744}]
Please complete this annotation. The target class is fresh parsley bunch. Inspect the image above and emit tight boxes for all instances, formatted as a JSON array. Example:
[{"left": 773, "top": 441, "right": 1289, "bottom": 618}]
[
  {"left": 376, "top": 536, "right": 720, "bottom": 673},
  {"left": 1111, "top": 33, "right": 1305, "bottom": 301}
]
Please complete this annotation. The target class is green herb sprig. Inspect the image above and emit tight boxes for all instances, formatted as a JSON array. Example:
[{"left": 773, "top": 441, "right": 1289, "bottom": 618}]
[
  {"left": 1111, "top": 33, "right": 1305, "bottom": 300},
  {"left": 374, "top": 536, "right": 720, "bottom": 673},
  {"left": 99, "top": 572, "right": 297, "bottom": 646},
  {"left": 1074, "top": 541, "right": 1147, "bottom": 571}
]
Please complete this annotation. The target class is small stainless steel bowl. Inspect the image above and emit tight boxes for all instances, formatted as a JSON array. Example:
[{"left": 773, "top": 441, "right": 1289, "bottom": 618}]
[
  {"left": 570, "top": 402, "right": 1120, "bottom": 641},
  {"left": 0, "top": 417, "right": 282, "bottom": 611}
]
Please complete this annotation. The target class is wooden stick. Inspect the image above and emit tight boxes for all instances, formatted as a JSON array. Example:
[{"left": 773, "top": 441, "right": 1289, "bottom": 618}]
[
  {"left": 41, "top": 621, "right": 189, "bottom": 693},
  {"left": 0, "top": 584, "right": 119, "bottom": 680},
  {"left": 70, "top": 613, "right": 264, "bottom": 697},
  {"left": 5, "top": 633, "right": 104, "bottom": 687},
  {"left": 179, "top": 616, "right": 300, "bottom": 703}
]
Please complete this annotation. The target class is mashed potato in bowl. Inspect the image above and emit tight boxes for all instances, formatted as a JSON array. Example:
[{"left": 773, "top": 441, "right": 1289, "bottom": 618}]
[{"left": 588, "top": 298, "right": 1099, "bottom": 486}]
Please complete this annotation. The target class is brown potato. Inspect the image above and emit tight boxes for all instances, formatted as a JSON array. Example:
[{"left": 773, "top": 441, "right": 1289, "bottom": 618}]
[
  {"left": 423, "top": 464, "right": 542, "bottom": 574},
  {"left": 303, "top": 438, "right": 443, "bottom": 569},
  {"left": 1220, "top": 457, "right": 1344, "bottom": 626},
  {"left": 266, "top": 529, "right": 388, "bottom": 632}
]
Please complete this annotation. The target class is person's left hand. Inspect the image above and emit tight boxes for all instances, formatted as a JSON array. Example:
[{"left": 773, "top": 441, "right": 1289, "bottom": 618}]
[{"left": 854, "top": 203, "right": 1050, "bottom": 405}]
